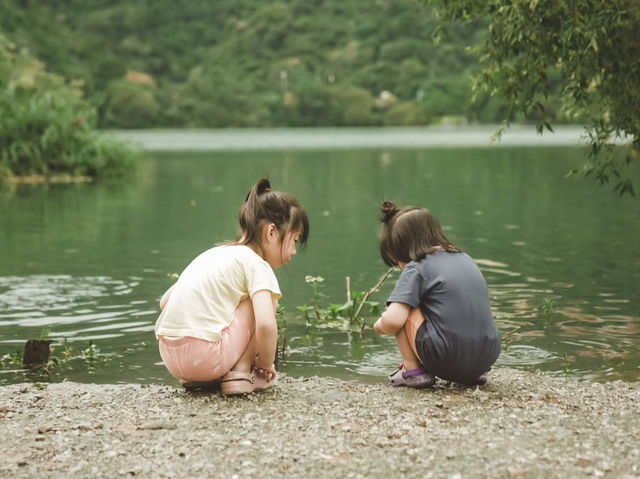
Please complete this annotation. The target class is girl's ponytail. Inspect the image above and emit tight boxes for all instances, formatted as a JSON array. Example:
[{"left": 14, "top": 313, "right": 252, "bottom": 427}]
[
  {"left": 240, "top": 178, "right": 269, "bottom": 237},
  {"left": 237, "top": 177, "right": 309, "bottom": 254}
]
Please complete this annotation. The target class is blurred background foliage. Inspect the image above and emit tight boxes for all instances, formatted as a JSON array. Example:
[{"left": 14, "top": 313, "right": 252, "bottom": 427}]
[{"left": 0, "top": 0, "right": 571, "bottom": 129}]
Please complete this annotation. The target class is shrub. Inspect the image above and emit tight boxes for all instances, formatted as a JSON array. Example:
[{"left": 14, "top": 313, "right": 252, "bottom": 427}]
[
  {"left": 384, "top": 101, "right": 429, "bottom": 126},
  {"left": 328, "top": 85, "right": 374, "bottom": 126},
  {"left": 0, "top": 35, "right": 137, "bottom": 180},
  {"left": 420, "top": 75, "right": 472, "bottom": 117},
  {"left": 104, "top": 79, "right": 159, "bottom": 128},
  {"left": 289, "top": 79, "right": 333, "bottom": 126}
]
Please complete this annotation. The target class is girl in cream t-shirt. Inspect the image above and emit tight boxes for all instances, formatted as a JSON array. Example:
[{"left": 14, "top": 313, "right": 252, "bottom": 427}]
[{"left": 155, "top": 178, "right": 309, "bottom": 395}]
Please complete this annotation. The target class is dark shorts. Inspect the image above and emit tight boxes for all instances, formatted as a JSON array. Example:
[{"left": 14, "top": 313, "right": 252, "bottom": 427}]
[{"left": 415, "top": 316, "right": 501, "bottom": 385}]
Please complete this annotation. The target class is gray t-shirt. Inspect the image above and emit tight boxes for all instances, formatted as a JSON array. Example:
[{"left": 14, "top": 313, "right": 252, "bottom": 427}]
[{"left": 387, "top": 250, "right": 501, "bottom": 384}]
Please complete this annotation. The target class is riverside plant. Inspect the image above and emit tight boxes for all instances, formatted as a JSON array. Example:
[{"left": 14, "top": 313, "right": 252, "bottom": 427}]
[
  {"left": 540, "top": 298, "right": 559, "bottom": 331},
  {"left": 274, "top": 269, "right": 394, "bottom": 363},
  {"left": 0, "top": 336, "right": 112, "bottom": 382},
  {"left": 296, "top": 268, "right": 394, "bottom": 332},
  {"left": 276, "top": 303, "right": 288, "bottom": 364}
]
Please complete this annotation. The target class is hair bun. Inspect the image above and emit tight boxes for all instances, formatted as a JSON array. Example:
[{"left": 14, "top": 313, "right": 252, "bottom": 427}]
[
  {"left": 380, "top": 200, "right": 398, "bottom": 223},
  {"left": 256, "top": 178, "right": 272, "bottom": 195},
  {"left": 246, "top": 178, "right": 272, "bottom": 201}
]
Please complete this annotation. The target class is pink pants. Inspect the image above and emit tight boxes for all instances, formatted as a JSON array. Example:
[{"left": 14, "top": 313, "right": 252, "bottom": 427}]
[{"left": 158, "top": 311, "right": 252, "bottom": 383}]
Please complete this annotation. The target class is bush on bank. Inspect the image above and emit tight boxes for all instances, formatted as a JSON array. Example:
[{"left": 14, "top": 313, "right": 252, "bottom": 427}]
[{"left": 0, "top": 35, "right": 137, "bottom": 185}]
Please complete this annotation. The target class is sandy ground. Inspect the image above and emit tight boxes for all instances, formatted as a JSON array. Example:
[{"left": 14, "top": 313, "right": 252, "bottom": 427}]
[{"left": 1, "top": 368, "right": 639, "bottom": 478}]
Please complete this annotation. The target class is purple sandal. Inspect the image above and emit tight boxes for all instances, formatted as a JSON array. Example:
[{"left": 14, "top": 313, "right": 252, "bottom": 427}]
[{"left": 388, "top": 364, "right": 435, "bottom": 389}]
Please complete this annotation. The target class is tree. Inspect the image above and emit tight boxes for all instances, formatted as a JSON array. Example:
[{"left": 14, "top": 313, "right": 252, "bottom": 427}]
[{"left": 425, "top": 0, "right": 640, "bottom": 195}]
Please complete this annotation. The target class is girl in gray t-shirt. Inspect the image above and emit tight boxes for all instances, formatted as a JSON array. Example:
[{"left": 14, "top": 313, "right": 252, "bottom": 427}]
[{"left": 373, "top": 201, "right": 501, "bottom": 387}]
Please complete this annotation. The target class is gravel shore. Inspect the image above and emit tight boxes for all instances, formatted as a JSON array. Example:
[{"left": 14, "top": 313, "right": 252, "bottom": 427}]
[{"left": 1, "top": 368, "right": 639, "bottom": 478}]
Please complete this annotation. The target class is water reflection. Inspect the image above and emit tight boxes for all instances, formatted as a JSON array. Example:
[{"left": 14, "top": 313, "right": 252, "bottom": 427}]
[
  {"left": 0, "top": 275, "right": 156, "bottom": 343},
  {"left": 1, "top": 145, "right": 639, "bottom": 384}
]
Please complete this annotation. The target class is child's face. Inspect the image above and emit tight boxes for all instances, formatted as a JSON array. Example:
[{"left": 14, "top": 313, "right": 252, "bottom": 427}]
[{"left": 264, "top": 225, "right": 300, "bottom": 269}]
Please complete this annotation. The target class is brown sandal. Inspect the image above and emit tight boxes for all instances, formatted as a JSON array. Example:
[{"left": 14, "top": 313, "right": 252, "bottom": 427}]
[{"left": 220, "top": 369, "right": 275, "bottom": 396}]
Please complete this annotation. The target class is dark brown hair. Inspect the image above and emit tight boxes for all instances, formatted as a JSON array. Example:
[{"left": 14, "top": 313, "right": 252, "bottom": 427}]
[
  {"left": 379, "top": 201, "right": 460, "bottom": 266},
  {"left": 237, "top": 178, "right": 309, "bottom": 255}
]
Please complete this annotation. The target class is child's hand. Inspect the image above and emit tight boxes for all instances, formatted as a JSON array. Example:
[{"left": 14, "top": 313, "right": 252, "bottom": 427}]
[{"left": 255, "top": 362, "right": 277, "bottom": 381}]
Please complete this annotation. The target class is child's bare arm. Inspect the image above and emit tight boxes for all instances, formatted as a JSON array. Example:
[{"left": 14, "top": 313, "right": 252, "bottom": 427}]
[
  {"left": 374, "top": 302, "right": 411, "bottom": 335},
  {"left": 251, "top": 290, "right": 278, "bottom": 376},
  {"left": 159, "top": 285, "right": 175, "bottom": 310}
]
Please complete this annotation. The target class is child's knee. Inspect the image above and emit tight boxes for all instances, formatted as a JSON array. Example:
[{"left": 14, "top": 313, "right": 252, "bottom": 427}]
[
  {"left": 404, "top": 308, "right": 425, "bottom": 339},
  {"left": 407, "top": 308, "right": 425, "bottom": 324}
]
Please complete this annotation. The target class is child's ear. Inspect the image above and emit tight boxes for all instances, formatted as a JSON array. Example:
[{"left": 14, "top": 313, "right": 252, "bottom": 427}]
[{"left": 265, "top": 223, "right": 278, "bottom": 242}]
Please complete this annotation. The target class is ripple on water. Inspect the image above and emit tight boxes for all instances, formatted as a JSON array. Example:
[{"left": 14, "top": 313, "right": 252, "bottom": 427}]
[
  {"left": 0, "top": 275, "right": 155, "bottom": 342},
  {"left": 497, "top": 344, "right": 557, "bottom": 366},
  {"left": 346, "top": 349, "right": 401, "bottom": 377}
]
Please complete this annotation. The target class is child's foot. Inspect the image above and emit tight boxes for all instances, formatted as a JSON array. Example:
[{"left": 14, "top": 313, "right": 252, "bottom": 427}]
[
  {"left": 477, "top": 371, "right": 489, "bottom": 386},
  {"left": 388, "top": 364, "right": 435, "bottom": 389},
  {"left": 220, "top": 367, "right": 276, "bottom": 396}
]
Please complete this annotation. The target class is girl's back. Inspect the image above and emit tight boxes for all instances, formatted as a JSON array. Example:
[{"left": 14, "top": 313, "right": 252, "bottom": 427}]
[
  {"left": 394, "top": 250, "right": 501, "bottom": 383},
  {"left": 408, "top": 251, "right": 494, "bottom": 335},
  {"left": 156, "top": 244, "right": 280, "bottom": 342}
]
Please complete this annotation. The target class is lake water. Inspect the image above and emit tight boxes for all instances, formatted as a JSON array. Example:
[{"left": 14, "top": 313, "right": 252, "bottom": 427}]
[{"left": 1, "top": 128, "right": 639, "bottom": 385}]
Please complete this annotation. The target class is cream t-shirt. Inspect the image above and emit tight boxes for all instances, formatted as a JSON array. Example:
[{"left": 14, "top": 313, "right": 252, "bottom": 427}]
[{"left": 155, "top": 244, "right": 281, "bottom": 342}]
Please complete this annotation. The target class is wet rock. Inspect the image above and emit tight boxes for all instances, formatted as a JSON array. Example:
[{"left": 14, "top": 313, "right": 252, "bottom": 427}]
[{"left": 22, "top": 339, "right": 52, "bottom": 367}]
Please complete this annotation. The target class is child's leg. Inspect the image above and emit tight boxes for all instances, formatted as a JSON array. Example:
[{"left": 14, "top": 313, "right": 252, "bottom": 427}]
[
  {"left": 395, "top": 308, "right": 425, "bottom": 370},
  {"left": 222, "top": 298, "right": 257, "bottom": 374},
  {"left": 228, "top": 297, "right": 278, "bottom": 374},
  {"left": 395, "top": 328, "right": 421, "bottom": 370},
  {"left": 220, "top": 298, "right": 279, "bottom": 395},
  {"left": 158, "top": 299, "right": 256, "bottom": 383},
  {"left": 158, "top": 297, "right": 268, "bottom": 385},
  {"left": 389, "top": 308, "right": 435, "bottom": 388}
]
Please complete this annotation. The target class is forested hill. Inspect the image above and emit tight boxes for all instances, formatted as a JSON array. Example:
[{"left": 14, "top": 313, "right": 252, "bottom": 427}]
[{"left": 0, "top": 0, "right": 513, "bottom": 128}]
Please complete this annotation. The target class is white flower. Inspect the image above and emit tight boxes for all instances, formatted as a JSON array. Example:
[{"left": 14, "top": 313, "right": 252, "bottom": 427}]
[{"left": 305, "top": 275, "right": 324, "bottom": 283}]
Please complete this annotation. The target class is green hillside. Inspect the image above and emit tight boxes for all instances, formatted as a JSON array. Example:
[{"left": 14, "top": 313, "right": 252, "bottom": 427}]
[{"left": 1, "top": 0, "right": 521, "bottom": 128}]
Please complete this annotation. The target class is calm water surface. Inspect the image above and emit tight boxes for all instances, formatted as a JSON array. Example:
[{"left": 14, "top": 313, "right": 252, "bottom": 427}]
[{"left": 1, "top": 131, "right": 639, "bottom": 385}]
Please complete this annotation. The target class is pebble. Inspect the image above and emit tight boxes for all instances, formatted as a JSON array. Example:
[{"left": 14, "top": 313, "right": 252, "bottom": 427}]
[{"left": 0, "top": 368, "right": 638, "bottom": 478}]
